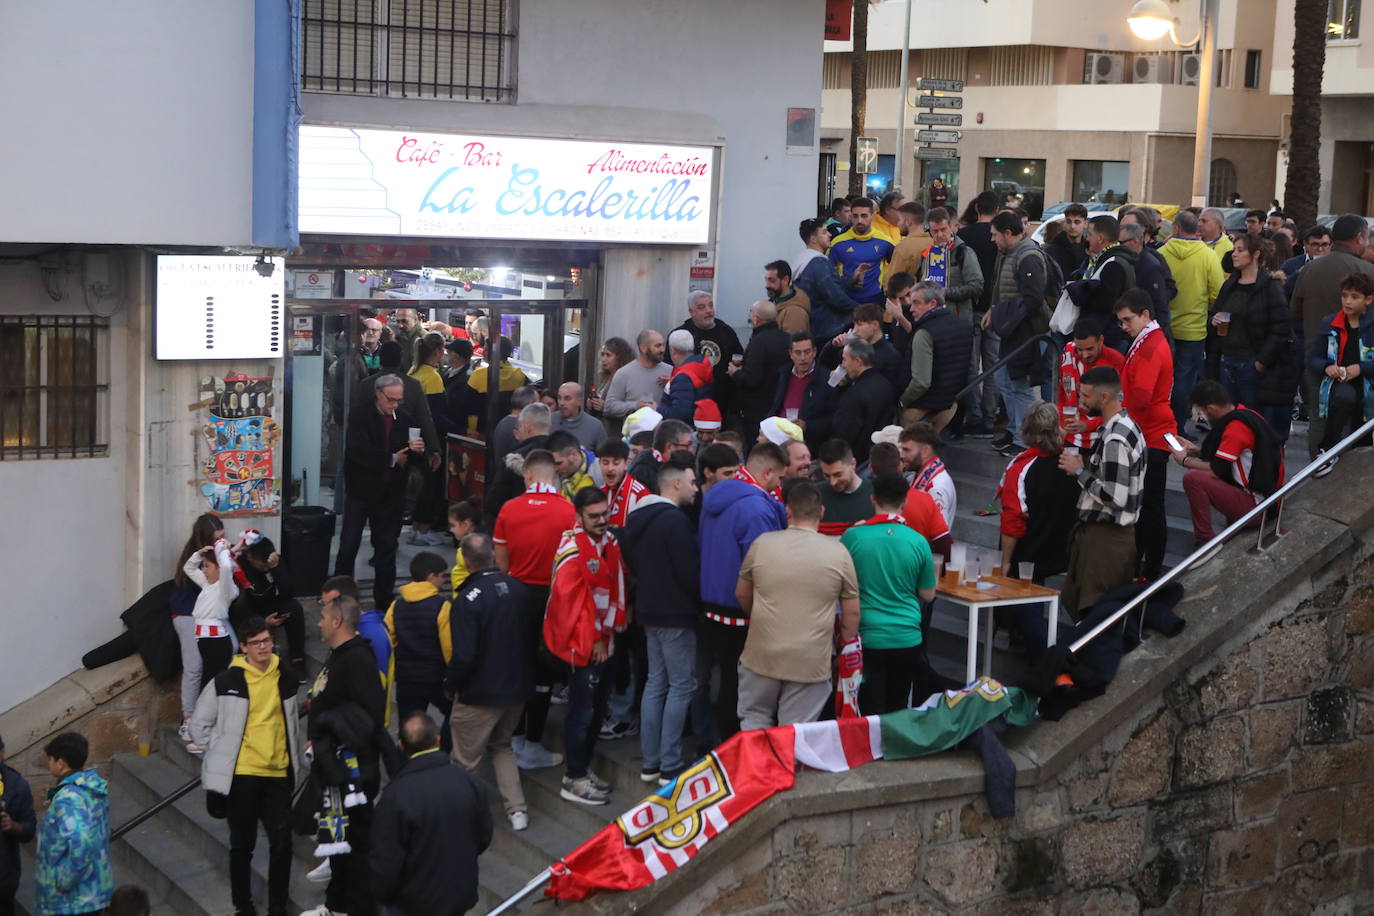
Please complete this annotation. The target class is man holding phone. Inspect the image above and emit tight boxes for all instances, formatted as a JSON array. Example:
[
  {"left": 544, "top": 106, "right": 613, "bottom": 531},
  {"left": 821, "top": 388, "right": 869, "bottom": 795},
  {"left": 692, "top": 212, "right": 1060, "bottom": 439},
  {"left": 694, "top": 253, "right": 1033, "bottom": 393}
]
[{"left": 335, "top": 374, "right": 425, "bottom": 609}]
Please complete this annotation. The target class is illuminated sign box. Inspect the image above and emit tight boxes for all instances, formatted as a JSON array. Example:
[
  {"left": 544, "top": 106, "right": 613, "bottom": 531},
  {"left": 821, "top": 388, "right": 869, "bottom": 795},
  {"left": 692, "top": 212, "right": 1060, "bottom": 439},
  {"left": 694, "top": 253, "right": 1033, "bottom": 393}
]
[
  {"left": 299, "top": 125, "right": 715, "bottom": 245},
  {"left": 155, "top": 256, "right": 285, "bottom": 360}
]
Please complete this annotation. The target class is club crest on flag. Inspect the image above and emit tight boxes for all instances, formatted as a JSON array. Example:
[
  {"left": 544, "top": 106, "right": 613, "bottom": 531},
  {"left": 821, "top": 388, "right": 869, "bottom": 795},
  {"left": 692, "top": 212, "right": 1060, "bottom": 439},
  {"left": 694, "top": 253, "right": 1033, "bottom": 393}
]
[{"left": 618, "top": 754, "right": 732, "bottom": 850}]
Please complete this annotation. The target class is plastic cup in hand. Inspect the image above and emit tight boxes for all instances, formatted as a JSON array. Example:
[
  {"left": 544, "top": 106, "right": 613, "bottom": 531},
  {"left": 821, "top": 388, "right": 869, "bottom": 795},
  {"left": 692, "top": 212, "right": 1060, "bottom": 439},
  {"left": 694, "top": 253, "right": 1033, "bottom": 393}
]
[
  {"left": 1063, "top": 405, "right": 1079, "bottom": 420},
  {"left": 1018, "top": 561, "right": 1035, "bottom": 581},
  {"left": 1215, "top": 312, "right": 1231, "bottom": 337},
  {"left": 408, "top": 427, "right": 421, "bottom": 441}
]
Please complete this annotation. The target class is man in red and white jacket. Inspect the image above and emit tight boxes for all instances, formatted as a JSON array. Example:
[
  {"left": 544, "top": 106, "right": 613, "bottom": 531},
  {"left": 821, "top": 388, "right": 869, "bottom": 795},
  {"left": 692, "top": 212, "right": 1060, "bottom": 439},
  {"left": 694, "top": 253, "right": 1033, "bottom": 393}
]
[
  {"left": 1115, "top": 290, "right": 1177, "bottom": 581},
  {"left": 543, "top": 487, "right": 626, "bottom": 807},
  {"left": 1059, "top": 318, "right": 1126, "bottom": 451}
]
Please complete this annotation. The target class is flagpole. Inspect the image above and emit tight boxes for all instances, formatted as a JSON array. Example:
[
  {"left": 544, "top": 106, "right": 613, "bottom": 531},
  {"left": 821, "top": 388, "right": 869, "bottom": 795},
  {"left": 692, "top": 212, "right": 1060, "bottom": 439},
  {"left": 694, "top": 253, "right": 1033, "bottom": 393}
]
[{"left": 487, "top": 868, "right": 551, "bottom": 916}]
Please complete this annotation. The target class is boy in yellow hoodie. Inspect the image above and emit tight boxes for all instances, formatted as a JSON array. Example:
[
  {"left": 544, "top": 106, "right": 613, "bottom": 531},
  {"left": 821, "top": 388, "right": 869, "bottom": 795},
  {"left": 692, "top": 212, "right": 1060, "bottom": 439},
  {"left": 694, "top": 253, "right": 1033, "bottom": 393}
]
[{"left": 384, "top": 552, "right": 455, "bottom": 751}]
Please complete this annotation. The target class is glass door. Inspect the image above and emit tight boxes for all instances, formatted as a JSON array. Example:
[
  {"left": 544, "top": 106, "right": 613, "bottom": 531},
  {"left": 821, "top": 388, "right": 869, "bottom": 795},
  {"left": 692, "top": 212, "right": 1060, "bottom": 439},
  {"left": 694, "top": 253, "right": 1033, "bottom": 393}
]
[{"left": 284, "top": 303, "right": 360, "bottom": 512}]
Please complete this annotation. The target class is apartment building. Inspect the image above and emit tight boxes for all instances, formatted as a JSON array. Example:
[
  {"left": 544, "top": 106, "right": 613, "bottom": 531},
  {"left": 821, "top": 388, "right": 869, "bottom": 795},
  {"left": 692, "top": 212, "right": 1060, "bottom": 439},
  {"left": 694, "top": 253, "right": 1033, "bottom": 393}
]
[
  {"left": 1272, "top": 0, "right": 1374, "bottom": 215},
  {"left": 820, "top": 0, "right": 1288, "bottom": 217}
]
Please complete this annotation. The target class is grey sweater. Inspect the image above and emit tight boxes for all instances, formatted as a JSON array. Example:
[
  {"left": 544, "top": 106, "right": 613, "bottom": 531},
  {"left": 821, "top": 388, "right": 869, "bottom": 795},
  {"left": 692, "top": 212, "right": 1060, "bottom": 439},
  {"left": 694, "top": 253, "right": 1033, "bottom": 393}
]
[{"left": 604, "top": 359, "right": 673, "bottom": 419}]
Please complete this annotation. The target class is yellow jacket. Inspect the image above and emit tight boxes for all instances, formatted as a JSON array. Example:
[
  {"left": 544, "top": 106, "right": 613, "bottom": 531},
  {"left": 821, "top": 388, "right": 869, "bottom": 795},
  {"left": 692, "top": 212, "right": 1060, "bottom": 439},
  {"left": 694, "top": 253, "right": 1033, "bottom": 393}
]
[{"left": 230, "top": 655, "right": 289, "bottom": 777}]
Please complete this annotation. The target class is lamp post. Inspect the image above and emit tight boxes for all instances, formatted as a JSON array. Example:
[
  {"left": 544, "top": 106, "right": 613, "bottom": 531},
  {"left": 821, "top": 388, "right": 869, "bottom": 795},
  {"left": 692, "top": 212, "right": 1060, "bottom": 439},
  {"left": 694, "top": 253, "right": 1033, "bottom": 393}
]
[
  {"left": 892, "top": 0, "right": 913, "bottom": 195},
  {"left": 1128, "top": 0, "right": 1219, "bottom": 208}
]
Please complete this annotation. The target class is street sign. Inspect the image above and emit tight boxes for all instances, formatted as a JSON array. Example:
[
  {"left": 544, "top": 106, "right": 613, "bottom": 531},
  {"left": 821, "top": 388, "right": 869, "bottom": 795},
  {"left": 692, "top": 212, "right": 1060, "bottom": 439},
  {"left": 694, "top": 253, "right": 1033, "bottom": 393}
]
[
  {"left": 918, "top": 77, "right": 965, "bottom": 93},
  {"left": 856, "top": 137, "right": 879, "bottom": 174},
  {"left": 916, "top": 112, "right": 963, "bottom": 126},
  {"left": 917, "top": 129, "right": 961, "bottom": 144},
  {"left": 917, "top": 95, "right": 963, "bottom": 109},
  {"left": 915, "top": 147, "right": 958, "bottom": 160}
]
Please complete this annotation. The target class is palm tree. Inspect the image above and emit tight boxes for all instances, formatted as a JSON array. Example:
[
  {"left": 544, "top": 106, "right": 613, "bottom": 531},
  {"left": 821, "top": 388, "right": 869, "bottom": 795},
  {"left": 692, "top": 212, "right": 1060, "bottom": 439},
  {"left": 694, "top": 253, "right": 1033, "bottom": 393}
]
[
  {"left": 1283, "top": 0, "right": 1326, "bottom": 226},
  {"left": 847, "top": 0, "right": 869, "bottom": 196}
]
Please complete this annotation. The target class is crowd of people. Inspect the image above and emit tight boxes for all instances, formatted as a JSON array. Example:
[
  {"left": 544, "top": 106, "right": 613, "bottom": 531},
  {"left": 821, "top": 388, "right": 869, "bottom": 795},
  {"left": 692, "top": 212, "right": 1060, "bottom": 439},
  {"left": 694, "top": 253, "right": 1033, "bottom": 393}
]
[{"left": 14, "top": 191, "right": 1374, "bottom": 916}]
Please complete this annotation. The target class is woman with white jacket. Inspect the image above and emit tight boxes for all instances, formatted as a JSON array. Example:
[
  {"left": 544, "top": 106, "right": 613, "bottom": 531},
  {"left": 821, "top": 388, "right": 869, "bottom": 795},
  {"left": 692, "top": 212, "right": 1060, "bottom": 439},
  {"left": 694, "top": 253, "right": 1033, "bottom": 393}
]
[{"left": 182, "top": 538, "right": 240, "bottom": 686}]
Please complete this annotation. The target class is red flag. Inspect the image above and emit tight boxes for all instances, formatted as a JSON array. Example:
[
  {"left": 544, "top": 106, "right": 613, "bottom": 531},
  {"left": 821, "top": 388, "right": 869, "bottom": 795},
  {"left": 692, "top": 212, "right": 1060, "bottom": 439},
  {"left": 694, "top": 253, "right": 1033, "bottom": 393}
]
[{"left": 546, "top": 727, "right": 797, "bottom": 901}]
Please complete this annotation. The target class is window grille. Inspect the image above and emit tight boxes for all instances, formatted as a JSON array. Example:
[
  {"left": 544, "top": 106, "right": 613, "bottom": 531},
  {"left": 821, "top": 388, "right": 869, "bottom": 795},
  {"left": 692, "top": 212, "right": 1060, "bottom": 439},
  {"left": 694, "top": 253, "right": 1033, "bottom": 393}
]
[
  {"left": 989, "top": 46, "right": 1055, "bottom": 86},
  {"left": 822, "top": 52, "right": 846, "bottom": 89},
  {"left": 0, "top": 315, "right": 109, "bottom": 460},
  {"left": 867, "top": 50, "right": 902, "bottom": 89},
  {"left": 922, "top": 48, "right": 967, "bottom": 82},
  {"left": 301, "top": 0, "right": 515, "bottom": 101}
]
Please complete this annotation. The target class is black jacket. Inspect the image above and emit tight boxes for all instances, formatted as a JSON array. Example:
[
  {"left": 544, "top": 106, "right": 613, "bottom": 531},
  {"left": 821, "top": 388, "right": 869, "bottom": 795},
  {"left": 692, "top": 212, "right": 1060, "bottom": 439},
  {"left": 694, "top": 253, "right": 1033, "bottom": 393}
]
[
  {"left": 444, "top": 568, "right": 533, "bottom": 707},
  {"left": 487, "top": 434, "right": 550, "bottom": 516},
  {"left": 1046, "top": 232, "right": 1088, "bottom": 280},
  {"left": 734, "top": 322, "right": 792, "bottom": 425},
  {"left": 628, "top": 446, "right": 663, "bottom": 494},
  {"left": 1076, "top": 245, "right": 1138, "bottom": 349},
  {"left": 817, "top": 367, "right": 894, "bottom": 464},
  {"left": 619, "top": 497, "right": 701, "bottom": 629},
  {"left": 768, "top": 366, "right": 833, "bottom": 443},
  {"left": 1008, "top": 455, "right": 1080, "bottom": 581},
  {"left": 355, "top": 370, "right": 439, "bottom": 454},
  {"left": 239, "top": 559, "right": 297, "bottom": 616},
  {"left": 1200, "top": 407, "right": 1283, "bottom": 497},
  {"left": 818, "top": 336, "right": 903, "bottom": 393},
  {"left": 311, "top": 634, "right": 387, "bottom": 727},
  {"left": 0, "top": 762, "right": 36, "bottom": 901},
  {"left": 371, "top": 750, "right": 493, "bottom": 916},
  {"left": 676, "top": 318, "right": 743, "bottom": 412},
  {"left": 1133, "top": 247, "right": 1177, "bottom": 328},
  {"left": 344, "top": 401, "right": 419, "bottom": 503},
  {"left": 308, "top": 701, "right": 400, "bottom": 797},
  {"left": 121, "top": 580, "right": 182, "bottom": 683},
  {"left": 1206, "top": 274, "right": 1297, "bottom": 407}
]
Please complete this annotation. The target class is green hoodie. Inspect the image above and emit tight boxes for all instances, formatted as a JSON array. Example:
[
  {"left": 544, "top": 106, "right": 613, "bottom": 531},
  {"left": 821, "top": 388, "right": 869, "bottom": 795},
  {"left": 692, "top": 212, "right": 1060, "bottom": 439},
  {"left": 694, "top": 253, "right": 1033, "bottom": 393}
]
[{"left": 1160, "top": 238, "right": 1226, "bottom": 343}]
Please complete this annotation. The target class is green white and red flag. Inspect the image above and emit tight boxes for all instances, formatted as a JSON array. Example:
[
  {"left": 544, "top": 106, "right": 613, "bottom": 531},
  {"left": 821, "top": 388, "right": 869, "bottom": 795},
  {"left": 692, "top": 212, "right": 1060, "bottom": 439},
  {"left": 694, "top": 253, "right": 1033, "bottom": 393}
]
[{"left": 546, "top": 677, "right": 1037, "bottom": 902}]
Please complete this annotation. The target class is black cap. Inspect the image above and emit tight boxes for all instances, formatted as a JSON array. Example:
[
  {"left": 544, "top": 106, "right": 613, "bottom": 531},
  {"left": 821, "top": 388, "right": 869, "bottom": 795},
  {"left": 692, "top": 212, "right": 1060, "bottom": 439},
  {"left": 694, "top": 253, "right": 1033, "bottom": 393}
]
[
  {"left": 444, "top": 337, "right": 474, "bottom": 359},
  {"left": 1331, "top": 214, "right": 1368, "bottom": 242}
]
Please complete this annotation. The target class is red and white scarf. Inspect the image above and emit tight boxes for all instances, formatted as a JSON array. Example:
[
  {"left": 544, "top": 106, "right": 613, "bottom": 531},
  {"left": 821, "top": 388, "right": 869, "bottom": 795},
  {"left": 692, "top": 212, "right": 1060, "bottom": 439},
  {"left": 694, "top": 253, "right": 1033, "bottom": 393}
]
[
  {"left": 735, "top": 467, "right": 782, "bottom": 502},
  {"left": 1125, "top": 320, "right": 1162, "bottom": 363},
  {"left": 912, "top": 457, "right": 946, "bottom": 494},
  {"left": 571, "top": 527, "right": 626, "bottom": 638},
  {"left": 605, "top": 474, "right": 648, "bottom": 528},
  {"left": 858, "top": 513, "right": 906, "bottom": 527}
]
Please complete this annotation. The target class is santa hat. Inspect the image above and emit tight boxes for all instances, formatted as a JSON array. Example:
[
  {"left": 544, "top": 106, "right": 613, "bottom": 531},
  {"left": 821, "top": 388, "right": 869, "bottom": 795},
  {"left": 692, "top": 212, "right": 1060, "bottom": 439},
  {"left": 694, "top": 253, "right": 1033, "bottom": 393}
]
[
  {"left": 622, "top": 407, "right": 663, "bottom": 440},
  {"left": 760, "top": 416, "right": 803, "bottom": 445},
  {"left": 693, "top": 399, "right": 722, "bottom": 430},
  {"left": 871, "top": 425, "right": 904, "bottom": 446}
]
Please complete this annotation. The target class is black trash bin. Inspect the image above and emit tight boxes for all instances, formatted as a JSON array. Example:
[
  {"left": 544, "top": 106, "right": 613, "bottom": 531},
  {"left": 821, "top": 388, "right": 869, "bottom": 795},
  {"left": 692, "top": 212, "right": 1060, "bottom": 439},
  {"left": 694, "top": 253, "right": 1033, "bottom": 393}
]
[{"left": 282, "top": 505, "right": 336, "bottom": 598}]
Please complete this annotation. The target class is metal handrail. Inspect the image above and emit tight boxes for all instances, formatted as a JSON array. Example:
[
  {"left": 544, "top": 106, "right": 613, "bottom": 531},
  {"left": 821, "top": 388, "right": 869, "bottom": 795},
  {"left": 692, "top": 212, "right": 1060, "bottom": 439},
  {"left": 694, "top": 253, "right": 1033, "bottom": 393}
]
[
  {"left": 111, "top": 775, "right": 201, "bottom": 841},
  {"left": 952, "top": 331, "right": 1054, "bottom": 403},
  {"left": 1069, "top": 413, "right": 1374, "bottom": 654}
]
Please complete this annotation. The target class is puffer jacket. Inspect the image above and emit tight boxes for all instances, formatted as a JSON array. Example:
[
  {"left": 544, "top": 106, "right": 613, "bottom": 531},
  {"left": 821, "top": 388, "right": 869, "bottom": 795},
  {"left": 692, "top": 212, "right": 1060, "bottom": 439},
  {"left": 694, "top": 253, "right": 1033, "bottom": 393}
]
[
  {"left": 190, "top": 656, "right": 305, "bottom": 794},
  {"left": 35, "top": 769, "right": 112, "bottom": 915}
]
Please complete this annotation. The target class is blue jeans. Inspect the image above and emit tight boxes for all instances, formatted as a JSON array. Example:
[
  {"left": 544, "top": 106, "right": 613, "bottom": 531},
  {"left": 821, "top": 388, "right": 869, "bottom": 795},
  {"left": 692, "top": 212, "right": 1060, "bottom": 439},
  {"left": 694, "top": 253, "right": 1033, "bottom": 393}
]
[
  {"left": 1041, "top": 332, "right": 1068, "bottom": 402},
  {"left": 1219, "top": 356, "right": 1293, "bottom": 443},
  {"left": 640, "top": 626, "right": 698, "bottom": 775},
  {"left": 967, "top": 326, "right": 1000, "bottom": 425},
  {"left": 997, "top": 367, "right": 1038, "bottom": 447},
  {"left": 1170, "top": 339, "right": 1206, "bottom": 432},
  {"left": 563, "top": 659, "right": 612, "bottom": 779}
]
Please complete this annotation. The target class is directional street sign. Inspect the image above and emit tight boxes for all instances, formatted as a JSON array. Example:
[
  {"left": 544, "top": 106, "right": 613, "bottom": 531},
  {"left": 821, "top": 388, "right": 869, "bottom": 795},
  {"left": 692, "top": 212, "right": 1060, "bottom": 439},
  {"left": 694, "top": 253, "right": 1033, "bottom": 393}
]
[
  {"left": 915, "top": 147, "right": 958, "bottom": 160},
  {"left": 917, "top": 77, "right": 965, "bottom": 93},
  {"left": 917, "top": 95, "right": 963, "bottom": 109},
  {"left": 916, "top": 112, "right": 963, "bottom": 127},
  {"left": 917, "top": 129, "right": 961, "bottom": 144},
  {"left": 856, "top": 136, "right": 879, "bottom": 174}
]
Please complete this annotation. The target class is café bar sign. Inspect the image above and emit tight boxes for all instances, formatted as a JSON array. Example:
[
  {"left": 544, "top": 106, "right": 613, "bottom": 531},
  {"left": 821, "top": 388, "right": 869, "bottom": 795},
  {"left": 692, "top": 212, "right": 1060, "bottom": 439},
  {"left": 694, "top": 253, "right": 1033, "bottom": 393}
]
[{"left": 299, "top": 125, "right": 714, "bottom": 245}]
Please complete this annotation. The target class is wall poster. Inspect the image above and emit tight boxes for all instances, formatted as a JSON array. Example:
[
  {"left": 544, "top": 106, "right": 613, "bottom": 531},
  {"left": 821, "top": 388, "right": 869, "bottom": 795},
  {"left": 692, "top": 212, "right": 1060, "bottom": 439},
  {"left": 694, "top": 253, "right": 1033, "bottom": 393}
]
[{"left": 198, "top": 373, "right": 282, "bottom": 516}]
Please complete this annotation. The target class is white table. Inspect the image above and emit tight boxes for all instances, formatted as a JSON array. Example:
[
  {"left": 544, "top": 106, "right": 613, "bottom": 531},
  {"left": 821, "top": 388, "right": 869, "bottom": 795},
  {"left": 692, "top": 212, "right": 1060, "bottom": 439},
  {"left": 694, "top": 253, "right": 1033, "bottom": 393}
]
[{"left": 935, "top": 574, "right": 1062, "bottom": 685}]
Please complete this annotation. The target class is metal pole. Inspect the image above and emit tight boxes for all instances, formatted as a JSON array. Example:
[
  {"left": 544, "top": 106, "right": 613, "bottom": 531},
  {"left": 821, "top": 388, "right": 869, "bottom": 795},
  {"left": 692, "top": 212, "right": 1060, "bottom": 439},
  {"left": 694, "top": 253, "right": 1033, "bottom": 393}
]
[
  {"left": 1189, "top": 0, "right": 1218, "bottom": 207},
  {"left": 893, "top": 0, "right": 913, "bottom": 195},
  {"left": 487, "top": 868, "right": 552, "bottom": 916}
]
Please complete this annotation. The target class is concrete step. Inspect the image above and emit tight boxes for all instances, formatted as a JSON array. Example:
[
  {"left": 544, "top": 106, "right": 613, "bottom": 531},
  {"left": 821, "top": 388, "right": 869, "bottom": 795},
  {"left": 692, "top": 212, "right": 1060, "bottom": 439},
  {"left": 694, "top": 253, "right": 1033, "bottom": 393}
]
[
  {"left": 111, "top": 752, "right": 321, "bottom": 914},
  {"left": 952, "top": 466, "right": 1196, "bottom": 523}
]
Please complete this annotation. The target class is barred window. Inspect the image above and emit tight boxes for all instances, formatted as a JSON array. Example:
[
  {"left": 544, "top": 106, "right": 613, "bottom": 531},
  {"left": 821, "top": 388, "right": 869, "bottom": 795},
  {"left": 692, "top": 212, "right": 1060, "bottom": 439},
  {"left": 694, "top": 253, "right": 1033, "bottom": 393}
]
[
  {"left": 302, "top": 0, "right": 515, "bottom": 101},
  {"left": 0, "top": 316, "right": 109, "bottom": 460}
]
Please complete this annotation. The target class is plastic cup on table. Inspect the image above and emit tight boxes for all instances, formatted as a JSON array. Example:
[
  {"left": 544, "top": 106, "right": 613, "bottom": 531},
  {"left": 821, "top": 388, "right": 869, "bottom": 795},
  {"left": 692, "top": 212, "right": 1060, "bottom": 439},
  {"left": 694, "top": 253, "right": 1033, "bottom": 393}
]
[
  {"left": 1018, "top": 561, "right": 1035, "bottom": 582},
  {"left": 934, "top": 556, "right": 945, "bottom": 583}
]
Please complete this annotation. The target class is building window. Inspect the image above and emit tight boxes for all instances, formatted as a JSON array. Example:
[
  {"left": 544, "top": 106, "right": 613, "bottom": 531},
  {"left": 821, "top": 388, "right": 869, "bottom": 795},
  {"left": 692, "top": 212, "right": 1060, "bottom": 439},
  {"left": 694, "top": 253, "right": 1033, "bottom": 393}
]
[
  {"left": 921, "top": 48, "right": 968, "bottom": 82},
  {"left": 0, "top": 316, "right": 109, "bottom": 460},
  {"left": 822, "top": 52, "right": 847, "bottom": 89},
  {"left": 984, "top": 157, "right": 1047, "bottom": 220},
  {"left": 866, "top": 50, "right": 902, "bottom": 90},
  {"left": 1329, "top": 0, "right": 1362, "bottom": 39},
  {"left": 989, "top": 46, "right": 1055, "bottom": 86},
  {"left": 1208, "top": 158, "right": 1238, "bottom": 207},
  {"left": 301, "top": 0, "right": 515, "bottom": 101},
  {"left": 1072, "top": 161, "right": 1131, "bottom": 206},
  {"left": 1243, "top": 50, "right": 1263, "bottom": 88},
  {"left": 1213, "top": 48, "right": 1232, "bottom": 88}
]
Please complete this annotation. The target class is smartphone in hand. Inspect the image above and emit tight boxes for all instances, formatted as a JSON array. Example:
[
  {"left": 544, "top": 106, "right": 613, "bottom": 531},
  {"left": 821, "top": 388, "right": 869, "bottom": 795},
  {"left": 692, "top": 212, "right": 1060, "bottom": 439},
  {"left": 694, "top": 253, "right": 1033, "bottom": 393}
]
[{"left": 1163, "top": 432, "right": 1185, "bottom": 453}]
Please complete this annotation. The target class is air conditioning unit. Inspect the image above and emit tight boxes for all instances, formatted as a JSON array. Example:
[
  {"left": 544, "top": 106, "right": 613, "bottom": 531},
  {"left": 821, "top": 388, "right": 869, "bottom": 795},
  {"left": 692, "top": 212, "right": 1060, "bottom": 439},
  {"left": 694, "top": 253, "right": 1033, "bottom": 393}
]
[
  {"left": 1133, "top": 54, "right": 1173, "bottom": 84},
  {"left": 1180, "top": 53, "right": 1202, "bottom": 85},
  {"left": 1086, "top": 52, "right": 1127, "bottom": 84}
]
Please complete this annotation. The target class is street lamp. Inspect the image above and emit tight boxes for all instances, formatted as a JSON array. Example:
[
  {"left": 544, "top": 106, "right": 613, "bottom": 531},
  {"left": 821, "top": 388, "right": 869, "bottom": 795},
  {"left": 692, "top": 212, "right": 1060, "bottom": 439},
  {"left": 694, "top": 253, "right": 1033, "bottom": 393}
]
[{"left": 1127, "top": 0, "right": 1217, "bottom": 208}]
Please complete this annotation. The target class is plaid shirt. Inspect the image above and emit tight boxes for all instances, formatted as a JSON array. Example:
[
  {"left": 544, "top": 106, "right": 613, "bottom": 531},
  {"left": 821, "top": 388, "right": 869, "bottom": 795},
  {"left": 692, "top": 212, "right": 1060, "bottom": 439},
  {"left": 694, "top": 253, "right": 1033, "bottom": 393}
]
[{"left": 1075, "top": 410, "right": 1145, "bottom": 526}]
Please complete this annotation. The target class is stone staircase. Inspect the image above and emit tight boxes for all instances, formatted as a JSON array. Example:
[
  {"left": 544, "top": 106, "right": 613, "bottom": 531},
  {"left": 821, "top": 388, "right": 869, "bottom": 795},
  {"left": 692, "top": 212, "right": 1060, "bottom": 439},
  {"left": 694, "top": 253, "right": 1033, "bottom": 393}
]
[{"left": 13, "top": 422, "right": 1316, "bottom": 915}]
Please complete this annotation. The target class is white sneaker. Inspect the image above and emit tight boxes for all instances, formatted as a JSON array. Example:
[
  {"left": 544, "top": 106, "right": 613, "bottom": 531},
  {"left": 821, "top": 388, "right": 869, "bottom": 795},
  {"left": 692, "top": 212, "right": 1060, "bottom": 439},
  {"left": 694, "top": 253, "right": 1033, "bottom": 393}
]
[
  {"left": 298, "top": 906, "right": 342, "bottom": 916},
  {"left": 1313, "top": 451, "right": 1339, "bottom": 478},
  {"left": 516, "top": 742, "right": 564, "bottom": 770},
  {"left": 306, "top": 859, "right": 332, "bottom": 883},
  {"left": 508, "top": 810, "right": 529, "bottom": 831}
]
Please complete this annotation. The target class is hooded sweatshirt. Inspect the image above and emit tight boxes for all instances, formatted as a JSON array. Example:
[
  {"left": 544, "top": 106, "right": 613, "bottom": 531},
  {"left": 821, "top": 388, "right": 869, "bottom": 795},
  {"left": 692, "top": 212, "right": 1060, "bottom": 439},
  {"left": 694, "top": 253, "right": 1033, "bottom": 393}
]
[
  {"left": 385, "top": 581, "right": 453, "bottom": 687},
  {"left": 1160, "top": 237, "right": 1225, "bottom": 343},
  {"left": 231, "top": 654, "right": 289, "bottom": 777},
  {"left": 36, "top": 769, "right": 112, "bottom": 916},
  {"left": 620, "top": 495, "right": 701, "bottom": 629},
  {"left": 697, "top": 477, "right": 787, "bottom": 614}
]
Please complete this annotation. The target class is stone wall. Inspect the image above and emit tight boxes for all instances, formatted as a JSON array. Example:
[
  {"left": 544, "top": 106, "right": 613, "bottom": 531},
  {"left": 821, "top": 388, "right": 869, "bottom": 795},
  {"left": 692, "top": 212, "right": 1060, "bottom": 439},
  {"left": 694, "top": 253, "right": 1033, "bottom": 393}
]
[
  {"left": 0, "top": 655, "right": 178, "bottom": 807},
  {"left": 573, "top": 455, "right": 1374, "bottom": 915}
]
